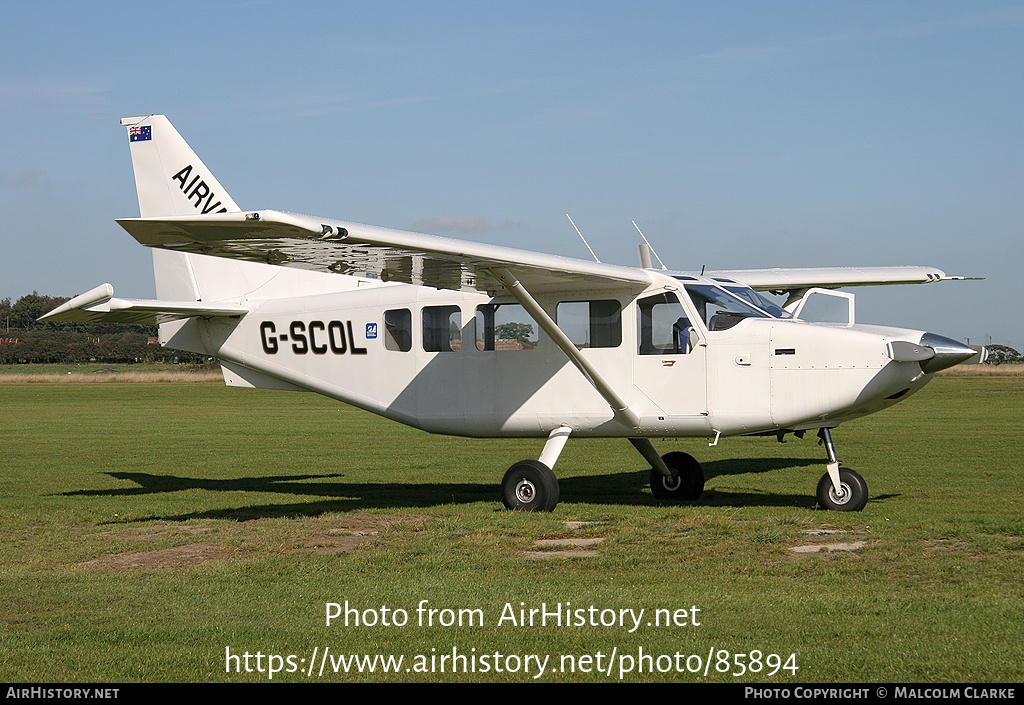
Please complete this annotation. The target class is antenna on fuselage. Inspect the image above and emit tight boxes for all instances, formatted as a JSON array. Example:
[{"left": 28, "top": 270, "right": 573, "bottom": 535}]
[
  {"left": 566, "top": 214, "right": 601, "bottom": 263},
  {"left": 632, "top": 221, "right": 667, "bottom": 270}
]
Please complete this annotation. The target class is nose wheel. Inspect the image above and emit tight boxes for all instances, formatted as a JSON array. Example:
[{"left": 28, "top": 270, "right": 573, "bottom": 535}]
[
  {"left": 816, "top": 428, "right": 868, "bottom": 511},
  {"left": 816, "top": 465, "right": 868, "bottom": 512}
]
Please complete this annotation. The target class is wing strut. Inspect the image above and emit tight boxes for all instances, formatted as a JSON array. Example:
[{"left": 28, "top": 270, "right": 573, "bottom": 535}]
[{"left": 489, "top": 267, "right": 641, "bottom": 430}]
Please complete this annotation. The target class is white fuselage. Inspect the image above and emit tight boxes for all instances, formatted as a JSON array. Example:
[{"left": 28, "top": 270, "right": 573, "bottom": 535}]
[{"left": 160, "top": 268, "right": 933, "bottom": 440}]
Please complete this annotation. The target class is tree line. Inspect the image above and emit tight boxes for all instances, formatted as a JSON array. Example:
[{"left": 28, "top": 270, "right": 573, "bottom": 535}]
[{"left": 0, "top": 293, "right": 209, "bottom": 365}]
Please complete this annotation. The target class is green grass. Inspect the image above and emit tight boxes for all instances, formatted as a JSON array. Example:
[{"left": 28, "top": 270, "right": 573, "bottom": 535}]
[{"left": 1, "top": 375, "right": 1021, "bottom": 682}]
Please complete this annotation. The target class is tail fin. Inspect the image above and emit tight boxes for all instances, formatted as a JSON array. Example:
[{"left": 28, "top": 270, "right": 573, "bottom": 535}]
[
  {"left": 121, "top": 115, "right": 240, "bottom": 217},
  {"left": 121, "top": 115, "right": 244, "bottom": 302}
]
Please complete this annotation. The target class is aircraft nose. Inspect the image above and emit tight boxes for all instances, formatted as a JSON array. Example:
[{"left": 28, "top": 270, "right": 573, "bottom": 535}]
[{"left": 918, "top": 333, "right": 978, "bottom": 373}]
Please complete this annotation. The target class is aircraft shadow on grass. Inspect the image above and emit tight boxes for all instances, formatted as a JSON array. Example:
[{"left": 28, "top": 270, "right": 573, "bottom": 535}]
[{"left": 60, "top": 456, "right": 896, "bottom": 522}]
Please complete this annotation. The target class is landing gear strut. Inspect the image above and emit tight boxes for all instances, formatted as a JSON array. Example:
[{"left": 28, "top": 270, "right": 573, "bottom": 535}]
[
  {"left": 631, "top": 438, "right": 705, "bottom": 502},
  {"left": 816, "top": 428, "right": 868, "bottom": 511}
]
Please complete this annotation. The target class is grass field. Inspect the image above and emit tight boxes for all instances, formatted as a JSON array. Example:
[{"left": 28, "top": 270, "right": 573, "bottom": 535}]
[
  {"left": 0, "top": 362, "right": 221, "bottom": 384},
  {"left": 1, "top": 368, "right": 1021, "bottom": 682}
]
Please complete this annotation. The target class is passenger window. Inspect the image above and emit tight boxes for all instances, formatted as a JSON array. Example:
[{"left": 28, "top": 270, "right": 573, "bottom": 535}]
[
  {"left": 475, "top": 303, "right": 538, "bottom": 351},
  {"left": 422, "top": 305, "right": 462, "bottom": 352},
  {"left": 638, "top": 293, "right": 693, "bottom": 355},
  {"left": 383, "top": 309, "right": 412, "bottom": 352},
  {"left": 556, "top": 300, "right": 621, "bottom": 348}
]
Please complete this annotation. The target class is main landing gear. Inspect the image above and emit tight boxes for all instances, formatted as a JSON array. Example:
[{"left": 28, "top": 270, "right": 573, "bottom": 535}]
[
  {"left": 501, "top": 460, "right": 560, "bottom": 512},
  {"left": 815, "top": 427, "right": 868, "bottom": 512},
  {"left": 647, "top": 451, "right": 705, "bottom": 501},
  {"left": 499, "top": 429, "right": 708, "bottom": 512},
  {"left": 629, "top": 437, "right": 705, "bottom": 503},
  {"left": 501, "top": 426, "right": 570, "bottom": 512}
]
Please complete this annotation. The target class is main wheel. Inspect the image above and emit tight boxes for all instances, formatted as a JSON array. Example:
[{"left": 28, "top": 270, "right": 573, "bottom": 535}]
[
  {"left": 501, "top": 459, "right": 560, "bottom": 512},
  {"left": 649, "top": 451, "right": 705, "bottom": 501},
  {"left": 816, "top": 466, "right": 868, "bottom": 511}
]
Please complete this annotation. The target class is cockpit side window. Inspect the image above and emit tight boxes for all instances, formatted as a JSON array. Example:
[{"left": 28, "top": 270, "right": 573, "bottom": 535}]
[{"left": 638, "top": 292, "right": 694, "bottom": 355}]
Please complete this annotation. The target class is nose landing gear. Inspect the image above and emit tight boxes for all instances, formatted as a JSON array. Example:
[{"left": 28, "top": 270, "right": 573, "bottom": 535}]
[{"left": 816, "top": 428, "right": 868, "bottom": 511}]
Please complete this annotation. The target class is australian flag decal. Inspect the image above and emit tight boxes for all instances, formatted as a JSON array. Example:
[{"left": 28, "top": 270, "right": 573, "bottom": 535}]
[{"left": 129, "top": 125, "right": 152, "bottom": 142}]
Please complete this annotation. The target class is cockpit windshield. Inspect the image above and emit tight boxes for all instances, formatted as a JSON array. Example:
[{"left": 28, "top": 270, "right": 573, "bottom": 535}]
[
  {"left": 682, "top": 283, "right": 774, "bottom": 331},
  {"left": 723, "top": 286, "right": 792, "bottom": 319}
]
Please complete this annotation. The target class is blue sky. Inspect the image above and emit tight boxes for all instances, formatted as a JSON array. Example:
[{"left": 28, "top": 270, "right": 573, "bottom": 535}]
[{"left": 2, "top": 1, "right": 1021, "bottom": 348}]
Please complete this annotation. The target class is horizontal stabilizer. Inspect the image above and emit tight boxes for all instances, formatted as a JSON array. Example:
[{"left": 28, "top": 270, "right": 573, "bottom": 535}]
[{"left": 39, "top": 283, "right": 248, "bottom": 325}]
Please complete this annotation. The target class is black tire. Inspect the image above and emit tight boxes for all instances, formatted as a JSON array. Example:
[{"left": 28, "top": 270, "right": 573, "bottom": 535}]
[
  {"left": 816, "top": 466, "right": 868, "bottom": 511},
  {"left": 649, "top": 451, "right": 704, "bottom": 501},
  {"left": 501, "top": 460, "right": 560, "bottom": 512}
]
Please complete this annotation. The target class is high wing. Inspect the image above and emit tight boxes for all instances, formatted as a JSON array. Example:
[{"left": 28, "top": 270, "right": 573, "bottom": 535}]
[
  {"left": 701, "top": 266, "right": 980, "bottom": 292},
  {"left": 39, "top": 283, "right": 248, "bottom": 325},
  {"left": 115, "top": 210, "right": 652, "bottom": 296},
  {"left": 114, "top": 209, "right": 976, "bottom": 300}
]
